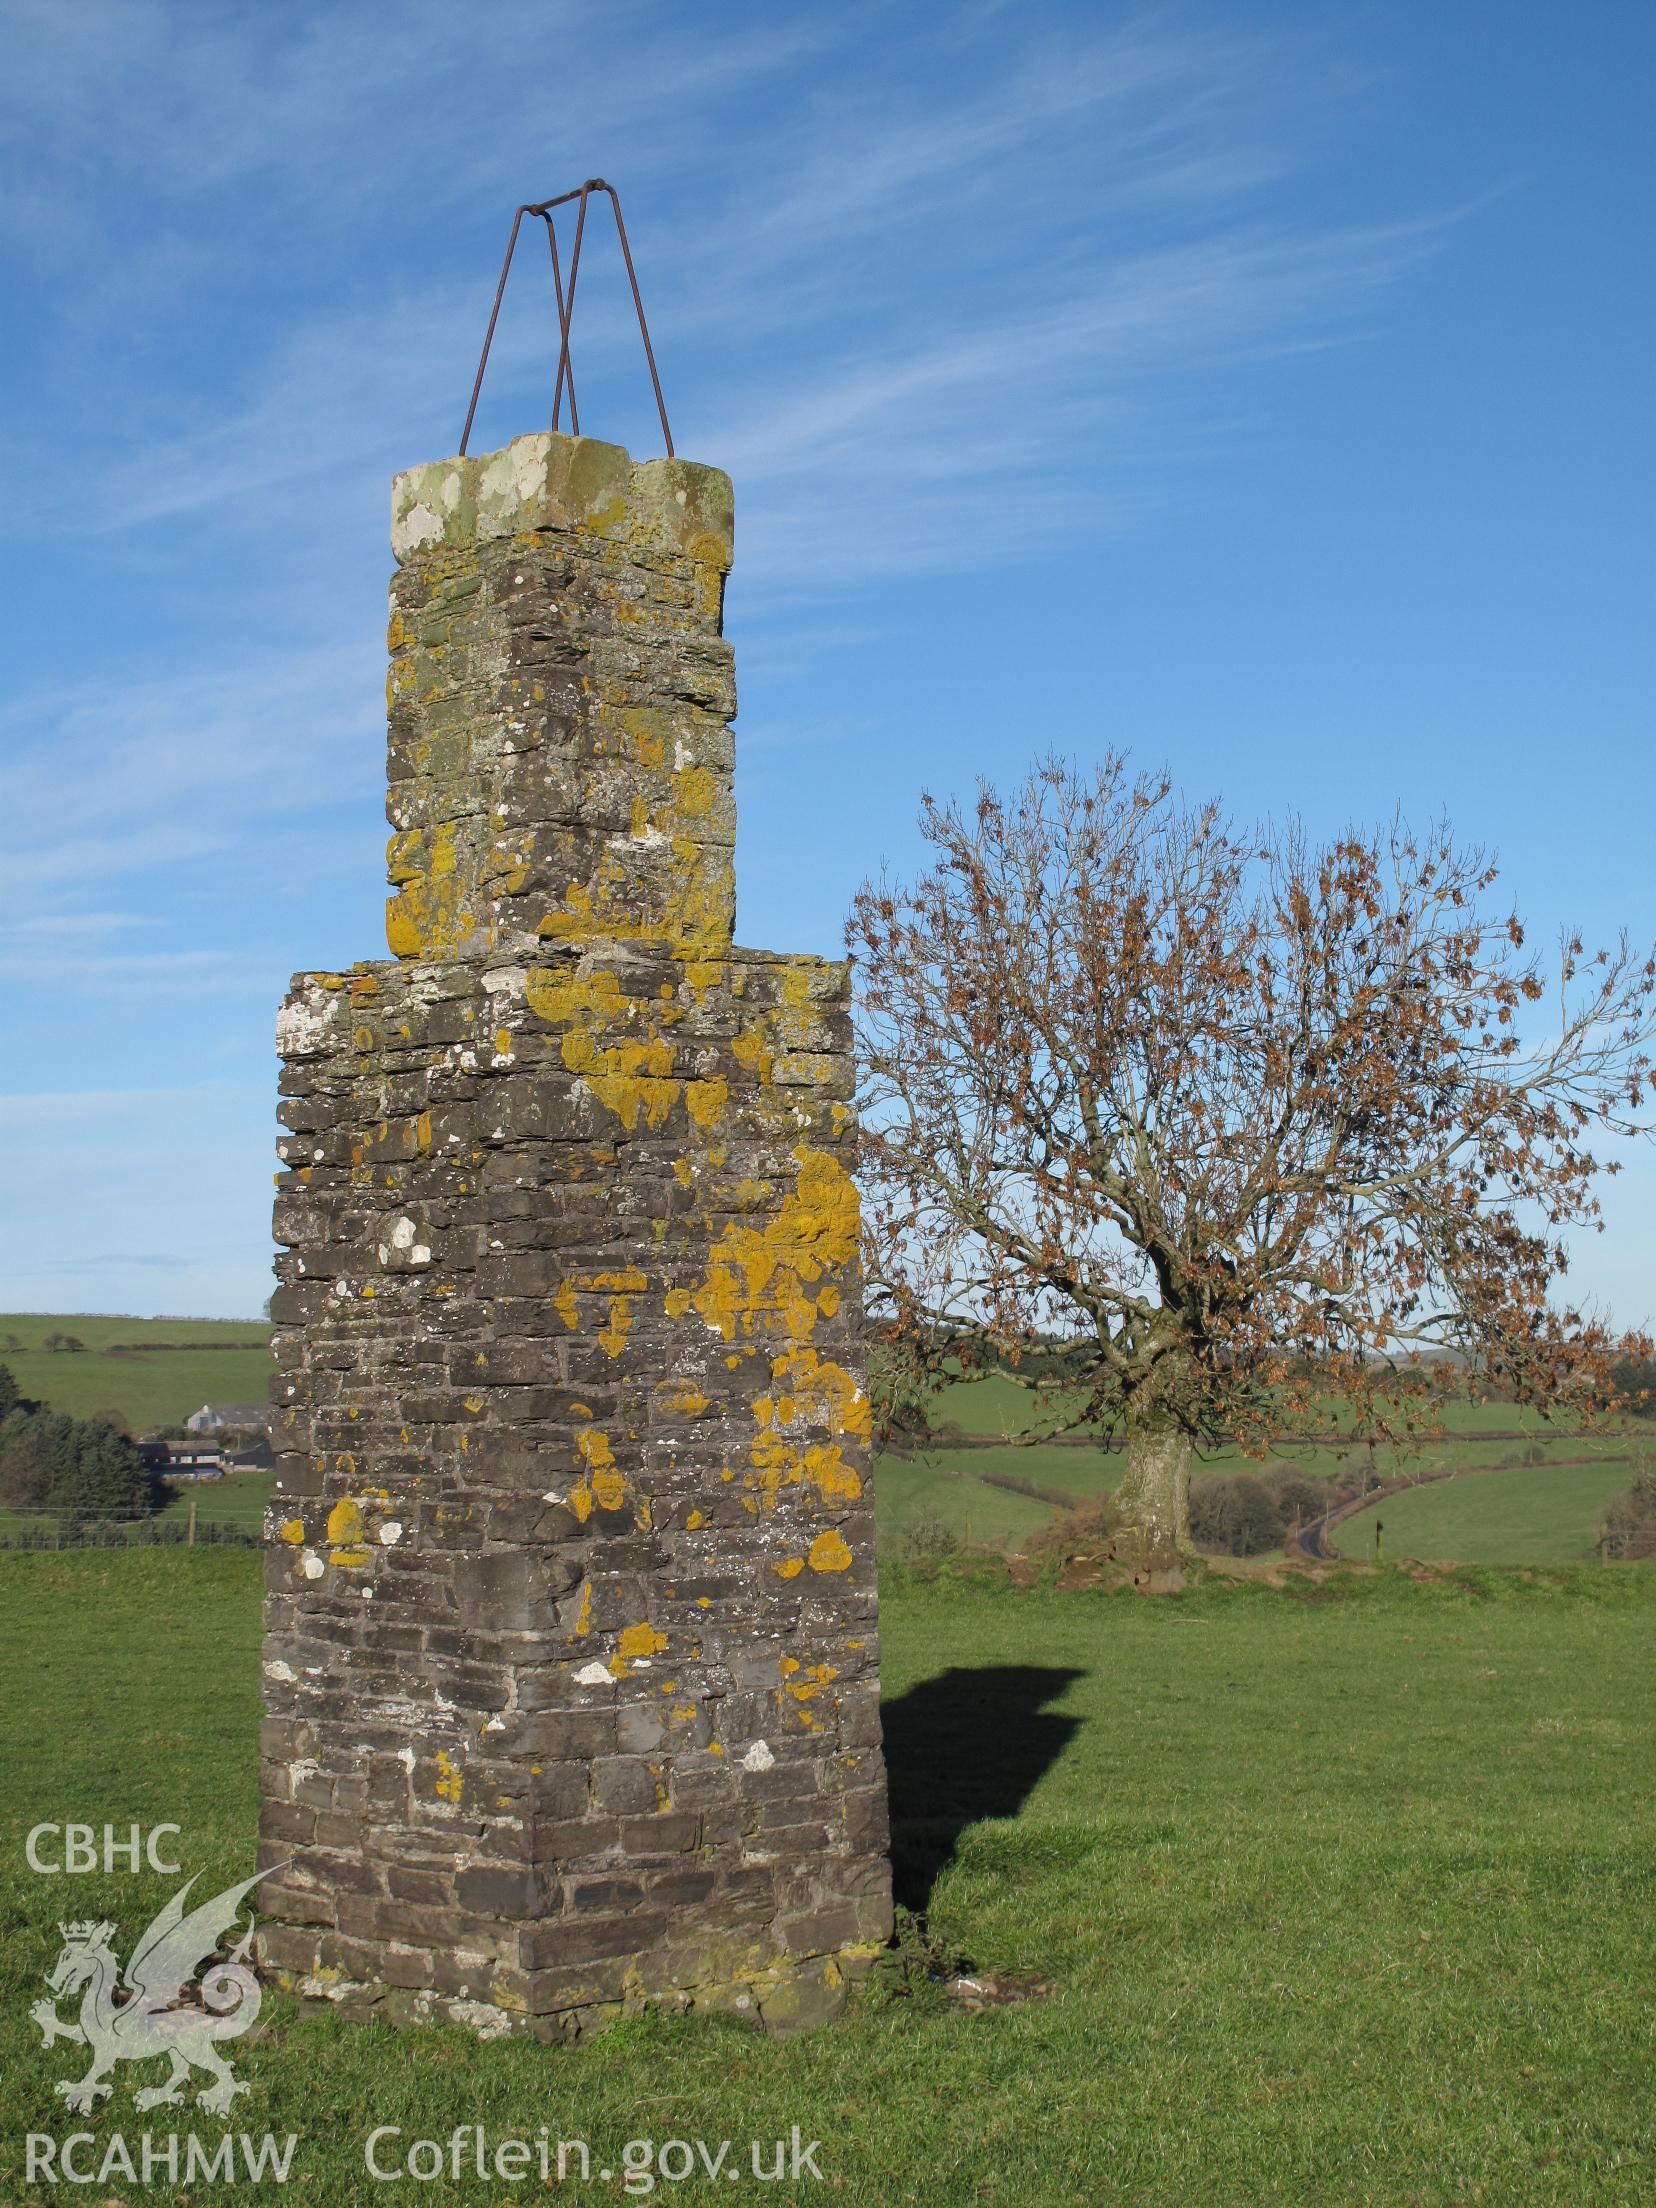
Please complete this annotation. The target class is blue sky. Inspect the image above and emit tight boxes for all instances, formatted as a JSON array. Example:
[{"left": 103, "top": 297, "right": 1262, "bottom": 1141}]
[{"left": 0, "top": 0, "right": 1650, "bottom": 1325}]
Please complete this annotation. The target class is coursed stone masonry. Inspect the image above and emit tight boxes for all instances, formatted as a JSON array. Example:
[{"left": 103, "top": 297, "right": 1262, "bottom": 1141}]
[{"left": 258, "top": 432, "right": 891, "bottom": 2039}]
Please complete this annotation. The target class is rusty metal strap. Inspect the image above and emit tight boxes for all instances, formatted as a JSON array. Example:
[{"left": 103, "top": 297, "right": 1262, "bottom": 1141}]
[{"left": 459, "top": 179, "right": 674, "bottom": 461}]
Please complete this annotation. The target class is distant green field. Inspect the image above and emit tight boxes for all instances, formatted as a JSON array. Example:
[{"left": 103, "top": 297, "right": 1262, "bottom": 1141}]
[
  {"left": 909, "top": 1374, "right": 1642, "bottom": 1560},
  {"left": 889, "top": 1412, "right": 1637, "bottom": 1561},
  {"left": 1333, "top": 1460, "right": 1639, "bottom": 1566},
  {"left": 0, "top": 1471, "right": 276, "bottom": 1544},
  {"left": 157, "top": 1469, "right": 276, "bottom": 1532},
  {"left": 876, "top": 1456, "right": 1055, "bottom": 1549},
  {"left": 0, "top": 1311, "right": 271, "bottom": 1433},
  {"left": 933, "top": 1372, "right": 1587, "bottom": 1447},
  {"left": 875, "top": 1440, "right": 1122, "bottom": 1552}
]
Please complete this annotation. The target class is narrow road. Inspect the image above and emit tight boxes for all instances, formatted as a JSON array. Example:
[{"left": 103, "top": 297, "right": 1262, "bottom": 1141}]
[{"left": 1296, "top": 1515, "right": 1329, "bottom": 1559}]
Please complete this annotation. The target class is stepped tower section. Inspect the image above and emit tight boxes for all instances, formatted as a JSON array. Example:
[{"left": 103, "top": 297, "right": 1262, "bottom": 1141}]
[{"left": 258, "top": 432, "right": 891, "bottom": 2039}]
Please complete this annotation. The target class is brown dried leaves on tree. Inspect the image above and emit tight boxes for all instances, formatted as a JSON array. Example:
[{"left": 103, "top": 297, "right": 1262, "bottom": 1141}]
[{"left": 850, "top": 756, "right": 1655, "bottom": 1585}]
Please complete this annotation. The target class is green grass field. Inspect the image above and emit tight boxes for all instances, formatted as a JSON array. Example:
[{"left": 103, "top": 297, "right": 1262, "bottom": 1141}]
[
  {"left": 0, "top": 1312, "right": 272, "bottom": 1434},
  {"left": 875, "top": 1454, "right": 1058, "bottom": 1549},
  {"left": 1, "top": 1553, "right": 1653, "bottom": 2205},
  {"left": 1334, "top": 1459, "right": 1641, "bottom": 1566},
  {"left": 875, "top": 1441, "right": 1120, "bottom": 1551},
  {"left": 149, "top": 1470, "right": 276, "bottom": 1535}
]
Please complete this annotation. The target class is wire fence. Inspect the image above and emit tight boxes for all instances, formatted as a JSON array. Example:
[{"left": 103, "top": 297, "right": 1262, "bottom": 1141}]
[{"left": 0, "top": 1513, "right": 262, "bottom": 1552}]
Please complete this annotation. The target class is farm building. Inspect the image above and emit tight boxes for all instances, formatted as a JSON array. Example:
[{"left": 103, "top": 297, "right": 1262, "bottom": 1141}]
[{"left": 185, "top": 1402, "right": 273, "bottom": 1434}]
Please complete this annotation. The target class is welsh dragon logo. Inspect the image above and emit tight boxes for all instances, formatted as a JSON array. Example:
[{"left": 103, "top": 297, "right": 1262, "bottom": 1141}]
[{"left": 32, "top": 1868, "right": 269, "bottom": 2116}]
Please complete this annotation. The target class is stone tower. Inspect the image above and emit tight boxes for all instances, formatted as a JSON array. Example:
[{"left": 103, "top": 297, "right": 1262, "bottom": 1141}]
[{"left": 258, "top": 432, "right": 891, "bottom": 2038}]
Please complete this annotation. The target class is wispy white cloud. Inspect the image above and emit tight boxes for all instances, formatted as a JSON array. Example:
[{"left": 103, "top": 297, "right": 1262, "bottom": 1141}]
[
  {"left": 0, "top": 5, "right": 1465, "bottom": 979},
  {"left": 12, "top": 911, "right": 160, "bottom": 937},
  {"left": 0, "top": 0, "right": 819, "bottom": 238},
  {"left": 36, "top": 1252, "right": 201, "bottom": 1274},
  {"left": 704, "top": 211, "right": 1452, "bottom": 593},
  {"left": 0, "top": 943, "right": 241, "bottom": 992},
  {"left": 0, "top": 2, "right": 1520, "bottom": 1313},
  {"left": 0, "top": 636, "right": 385, "bottom": 1046},
  {"left": 7, "top": 4, "right": 1452, "bottom": 584},
  {"left": 0, "top": 641, "right": 380, "bottom": 907},
  {"left": 0, "top": 1084, "right": 274, "bottom": 1318}
]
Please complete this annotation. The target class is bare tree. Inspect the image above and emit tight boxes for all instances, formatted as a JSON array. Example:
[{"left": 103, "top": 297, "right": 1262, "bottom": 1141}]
[{"left": 850, "top": 757, "right": 1655, "bottom": 1588}]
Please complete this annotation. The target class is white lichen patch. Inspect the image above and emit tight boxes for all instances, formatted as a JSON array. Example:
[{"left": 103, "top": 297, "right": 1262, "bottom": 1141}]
[
  {"left": 275, "top": 993, "right": 335, "bottom": 1058},
  {"left": 446, "top": 1999, "right": 516, "bottom": 2041},
  {"left": 392, "top": 500, "right": 444, "bottom": 558},
  {"left": 379, "top": 1216, "right": 433, "bottom": 1268}
]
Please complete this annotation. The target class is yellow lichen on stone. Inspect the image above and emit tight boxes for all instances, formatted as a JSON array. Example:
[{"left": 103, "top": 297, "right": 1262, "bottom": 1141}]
[
  {"left": 534, "top": 828, "right": 732, "bottom": 955},
  {"left": 685, "top": 1075, "right": 728, "bottom": 1130},
  {"left": 384, "top": 820, "right": 485, "bottom": 960},
  {"left": 687, "top": 1148, "right": 859, "bottom": 1344},
  {"left": 618, "top": 1622, "right": 667, "bottom": 1660},
  {"left": 434, "top": 1749, "right": 463, "bottom": 1804},
  {"left": 731, "top": 1026, "right": 774, "bottom": 1085},
  {"left": 619, "top": 707, "right": 668, "bottom": 769},
  {"left": 325, "top": 1495, "right": 372, "bottom": 1568},
  {"left": 483, "top": 838, "right": 531, "bottom": 893},
  {"left": 570, "top": 1429, "right": 626, "bottom": 1520},
  {"left": 674, "top": 763, "right": 717, "bottom": 818},
  {"left": 682, "top": 957, "right": 725, "bottom": 1003},
  {"left": 783, "top": 1657, "right": 839, "bottom": 1700},
  {"left": 563, "top": 1028, "right": 678, "bottom": 1131},
  {"left": 524, "top": 965, "right": 631, "bottom": 1028},
  {"left": 808, "top": 1529, "right": 853, "bottom": 1573},
  {"left": 656, "top": 1378, "right": 709, "bottom": 1416},
  {"left": 524, "top": 967, "right": 682, "bottom": 1130},
  {"left": 598, "top": 1294, "right": 633, "bottom": 1359}
]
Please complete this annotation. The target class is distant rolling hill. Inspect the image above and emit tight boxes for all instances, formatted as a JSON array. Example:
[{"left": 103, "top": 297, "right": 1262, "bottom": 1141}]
[{"left": 0, "top": 1313, "right": 272, "bottom": 1433}]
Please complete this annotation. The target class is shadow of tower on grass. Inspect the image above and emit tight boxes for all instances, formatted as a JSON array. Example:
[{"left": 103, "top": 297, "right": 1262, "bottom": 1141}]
[{"left": 881, "top": 1665, "right": 1085, "bottom": 1913}]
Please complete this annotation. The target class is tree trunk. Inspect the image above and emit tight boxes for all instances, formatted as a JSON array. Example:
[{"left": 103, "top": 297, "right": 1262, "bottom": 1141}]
[{"left": 1111, "top": 1412, "right": 1192, "bottom": 1593}]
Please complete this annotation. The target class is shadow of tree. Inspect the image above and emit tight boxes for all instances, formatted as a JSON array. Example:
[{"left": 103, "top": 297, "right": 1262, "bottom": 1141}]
[{"left": 880, "top": 1664, "right": 1085, "bottom": 1912}]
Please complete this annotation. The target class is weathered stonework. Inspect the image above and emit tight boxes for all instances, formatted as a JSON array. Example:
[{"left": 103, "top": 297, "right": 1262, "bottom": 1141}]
[{"left": 258, "top": 432, "right": 891, "bottom": 2039}]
